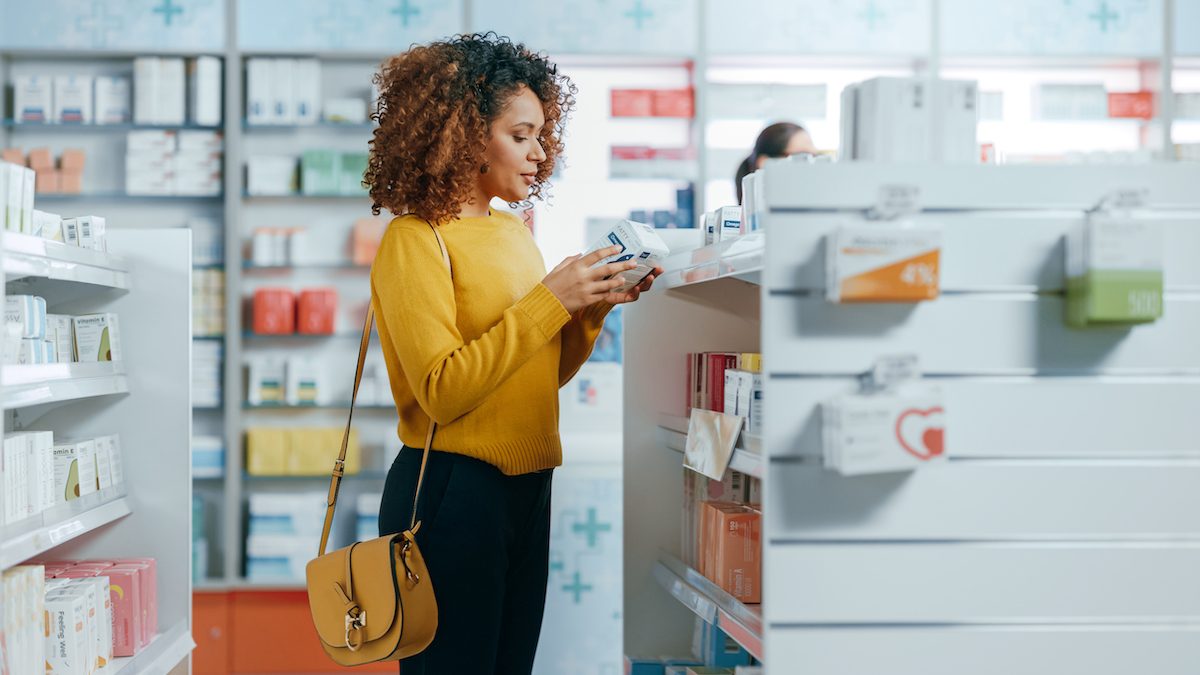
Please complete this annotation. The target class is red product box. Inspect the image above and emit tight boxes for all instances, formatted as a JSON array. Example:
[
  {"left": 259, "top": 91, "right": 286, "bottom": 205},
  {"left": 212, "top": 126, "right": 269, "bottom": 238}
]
[
  {"left": 352, "top": 217, "right": 388, "bottom": 266},
  {"left": 252, "top": 288, "right": 296, "bottom": 335},
  {"left": 1108, "top": 91, "right": 1155, "bottom": 119},
  {"left": 653, "top": 88, "right": 695, "bottom": 118},
  {"left": 297, "top": 288, "right": 338, "bottom": 335},
  {"left": 611, "top": 145, "right": 656, "bottom": 161},
  {"left": 610, "top": 89, "right": 655, "bottom": 117}
]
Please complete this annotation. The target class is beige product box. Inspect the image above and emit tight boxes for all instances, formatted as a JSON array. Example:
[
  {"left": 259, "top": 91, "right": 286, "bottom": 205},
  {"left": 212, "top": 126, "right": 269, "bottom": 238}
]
[
  {"left": 47, "top": 314, "right": 75, "bottom": 363},
  {"left": 54, "top": 440, "right": 99, "bottom": 503},
  {"left": 94, "top": 435, "right": 114, "bottom": 491},
  {"left": 44, "top": 589, "right": 90, "bottom": 675},
  {"left": 584, "top": 219, "right": 670, "bottom": 293},
  {"left": 73, "top": 313, "right": 122, "bottom": 362}
]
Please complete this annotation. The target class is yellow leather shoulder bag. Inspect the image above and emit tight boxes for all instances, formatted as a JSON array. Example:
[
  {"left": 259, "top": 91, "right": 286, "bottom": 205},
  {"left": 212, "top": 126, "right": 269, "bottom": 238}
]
[{"left": 305, "top": 222, "right": 449, "bottom": 666}]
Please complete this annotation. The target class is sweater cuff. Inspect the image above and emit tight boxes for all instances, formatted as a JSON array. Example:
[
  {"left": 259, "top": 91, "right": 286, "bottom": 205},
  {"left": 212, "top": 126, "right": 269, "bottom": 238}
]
[
  {"left": 578, "top": 301, "right": 615, "bottom": 328},
  {"left": 517, "top": 283, "right": 571, "bottom": 339}
]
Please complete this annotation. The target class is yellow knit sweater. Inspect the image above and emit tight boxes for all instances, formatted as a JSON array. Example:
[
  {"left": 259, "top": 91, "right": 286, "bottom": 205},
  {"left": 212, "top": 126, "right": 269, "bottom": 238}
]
[{"left": 370, "top": 212, "right": 612, "bottom": 475}]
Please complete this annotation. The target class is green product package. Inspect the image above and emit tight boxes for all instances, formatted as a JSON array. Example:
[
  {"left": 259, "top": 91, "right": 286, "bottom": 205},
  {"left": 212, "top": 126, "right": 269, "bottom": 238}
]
[
  {"left": 338, "top": 152, "right": 369, "bottom": 195},
  {"left": 1066, "top": 269, "right": 1164, "bottom": 328},
  {"left": 1064, "top": 214, "right": 1164, "bottom": 328},
  {"left": 300, "top": 149, "right": 340, "bottom": 195}
]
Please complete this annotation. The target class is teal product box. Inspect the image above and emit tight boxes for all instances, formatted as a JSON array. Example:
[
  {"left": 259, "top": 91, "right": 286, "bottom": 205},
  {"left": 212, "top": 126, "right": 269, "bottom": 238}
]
[
  {"left": 1065, "top": 214, "right": 1164, "bottom": 328},
  {"left": 338, "top": 153, "right": 370, "bottom": 195},
  {"left": 693, "top": 620, "right": 752, "bottom": 668},
  {"left": 300, "top": 150, "right": 340, "bottom": 195}
]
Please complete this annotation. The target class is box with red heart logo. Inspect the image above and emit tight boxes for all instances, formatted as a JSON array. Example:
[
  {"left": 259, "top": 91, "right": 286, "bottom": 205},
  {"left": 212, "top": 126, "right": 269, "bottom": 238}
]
[{"left": 821, "top": 387, "right": 946, "bottom": 475}]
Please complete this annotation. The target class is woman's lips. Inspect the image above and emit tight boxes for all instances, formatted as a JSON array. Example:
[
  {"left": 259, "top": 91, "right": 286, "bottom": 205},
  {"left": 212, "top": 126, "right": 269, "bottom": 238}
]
[{"left": 522, "top": 173, "right": 536, "bottom": 185}]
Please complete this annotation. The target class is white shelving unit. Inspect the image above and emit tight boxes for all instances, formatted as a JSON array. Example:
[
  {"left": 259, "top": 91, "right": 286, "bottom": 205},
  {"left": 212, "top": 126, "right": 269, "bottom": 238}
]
[
  {"left": 1, "top": 228, "right": 194, "bottom": 673},
  {"left": 624, "top": 163, "right": 1200, "bottom": 672}
]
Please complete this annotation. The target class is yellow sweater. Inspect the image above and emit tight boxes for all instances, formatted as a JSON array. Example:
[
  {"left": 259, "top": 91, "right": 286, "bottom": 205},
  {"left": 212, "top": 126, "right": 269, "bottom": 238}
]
[{"left": 370, "top": 212, "right": 612, "bottom": 475}]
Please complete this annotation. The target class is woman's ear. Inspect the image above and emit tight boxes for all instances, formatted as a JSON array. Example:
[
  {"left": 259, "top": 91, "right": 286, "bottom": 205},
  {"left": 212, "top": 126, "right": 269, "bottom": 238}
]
[{"left": 754, "top": 155, "right": 767, "bottom": 170}]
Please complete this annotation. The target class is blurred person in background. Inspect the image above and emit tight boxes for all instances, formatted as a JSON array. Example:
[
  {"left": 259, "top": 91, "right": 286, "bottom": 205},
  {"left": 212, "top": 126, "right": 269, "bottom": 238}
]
[{"left": 735, "top": 121, "right": 816, "bottom": 203}]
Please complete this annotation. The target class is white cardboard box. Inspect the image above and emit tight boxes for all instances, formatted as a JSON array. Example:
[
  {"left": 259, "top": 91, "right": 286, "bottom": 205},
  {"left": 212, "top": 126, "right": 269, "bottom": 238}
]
[
  {"left": 292, "top": 59, "right": 321, "bottom": 125},
  {"left": 159, "top": 57, "right": 187, "bottom": 125},
  {"left": 14, "top": 75, "right": 52, "bottom": 123},
  {"left": 52, "top": 75, "right": 94, "bottom": 124},
  {"left": 94, "top": 76, "right": 132, "bottom": 124},
  {"left": 133, "top": 57, "right": 160, "bottom": 125},
  {"left": 189, "top": 56, "right": 223, "bottom": 126}
]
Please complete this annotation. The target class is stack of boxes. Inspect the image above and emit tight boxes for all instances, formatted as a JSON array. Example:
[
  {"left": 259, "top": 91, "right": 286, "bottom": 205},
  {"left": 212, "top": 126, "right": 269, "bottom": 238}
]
[
  {"left": 245, "top": 492, "right": 325, "bottom": 582},
  {"left": 244, "top": 427, "right": 360, "bottom": 477},
  {"left": 192, "top": 435, "right": 225, "bottom": 479},
  {"left": 12, "top": 147, "right": 86, "bottom": 194},
  {"left": 4, "top": 294, "right": 122, "bottom": 366},
  {"left": 192, "top": 340, "right": 222, "bottom": 408},
  {"left": 300, "top": 149, "right": 369, "bottom": 196},
  {"left": 250, "top": 287, "right": 338, "bottom": 335},
  {"left": 126, "top": 130, "right": 223, "bottom": 196},
  {"left": 192, "top": 268, "right": 225, "bottom": 337},
  {"left": 840, "top": 77, "right": 979, "bottom": 163},
  {"left": 686, "top": 352, "right": 761, "bottom": 417},
  {"left": 2, "top": 432, "right": 125, "bottom": 526},
  {"left": 1, "top": 159, "right": 36, "bottom": 232},
  {"left": 702, "top": 206, "right": 742, "bottom": 245},
  {"left": 245, "top": 57, "right": 372, "bottom": 125},
  {"left": 627, "top": 185, "right": 696, "bottom": 230}
]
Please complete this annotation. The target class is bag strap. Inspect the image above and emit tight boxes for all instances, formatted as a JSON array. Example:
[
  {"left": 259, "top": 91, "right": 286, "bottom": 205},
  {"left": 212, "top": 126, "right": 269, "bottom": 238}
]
[{"left": 318, "top": 222, "right": 453, "bottom": 557}]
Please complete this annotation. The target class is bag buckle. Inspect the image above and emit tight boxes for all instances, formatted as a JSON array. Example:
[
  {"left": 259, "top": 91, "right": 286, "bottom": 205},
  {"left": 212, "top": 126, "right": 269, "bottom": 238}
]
[
  {"left": 400, "top": 538, "right": 420, "bottom": 585},
  {"left": 344, "top": 609, "right": 367, "bottom": 651}
]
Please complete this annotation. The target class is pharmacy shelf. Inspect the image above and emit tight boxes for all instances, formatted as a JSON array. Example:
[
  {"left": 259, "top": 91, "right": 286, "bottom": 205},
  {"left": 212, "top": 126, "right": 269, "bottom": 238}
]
[
  {"left": 0, "top": 489, "right": 130, "bottom": 570},
  {"left": 243, "top": 262, "right": 368, "bottom": 271},
  {"left": 243, "top": 402, "right": 394, "bottom": 410},
  {"left": 1, "top": 362, "right": 129, "bottom": 409},
  {"left": 658, "top": 413, "right": 763, "bottom": 479},
  {"left": 0, "top": 48, "right": 224, "bottom": 59},
  {"left": 33, "top": 192, "right": 222, "bottom": 202},
  {"left": 3, "top": 231, "right": 131, "bottom": 289},
  {"left": 659, "top": 233, "right": 763, "bottom": 290},
  {"left": 242, "top": 191, "right": 369, "bottom": 201},
  {"left": 243, "top": 470, "right": 388, "bottom": 482},
  {"left": 610, "top": 158, "right": 698, "bottom": 181},
  {"left": 242, "top": 331, "right": 361, "bottom": 339},
  {"left": 242, "top": 120, "right": 376, "bottom": 131},
  {"left": 2, "top": 119, "right": 221, "bottom": 132},
  {"left": 108, "top": 620, "right": 195, "bottom": 675},
  {"left": 653, "top": 554, "right": 763, "bottom": 661}
]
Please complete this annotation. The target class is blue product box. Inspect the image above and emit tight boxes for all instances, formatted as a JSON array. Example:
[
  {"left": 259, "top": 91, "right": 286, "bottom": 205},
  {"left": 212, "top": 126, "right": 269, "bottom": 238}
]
[
  {"left": 629, "top": 209, "right": 650, "bottom": 224},
  {"left": 653, "top": 210, "right": 674, "bottom": 229}
]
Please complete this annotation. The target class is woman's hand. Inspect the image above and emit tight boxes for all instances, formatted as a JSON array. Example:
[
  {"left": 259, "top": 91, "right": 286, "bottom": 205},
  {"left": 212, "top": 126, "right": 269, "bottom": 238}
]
[
  {"left": 603, "top": 265, "right": 663, "bottom": 306},
  {"left": 543, "top": 246, "right": 640, "bottom": 314}
]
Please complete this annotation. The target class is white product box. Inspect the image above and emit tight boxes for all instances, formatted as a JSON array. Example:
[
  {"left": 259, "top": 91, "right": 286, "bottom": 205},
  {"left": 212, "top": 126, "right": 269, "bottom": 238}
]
[
  {"left": 292, "top": 59, "right": 321, "bottom": 125},
  {"left": 72, "top": 313, "right": 122, "bottom": 362},
  {"left": 21, "top": 166, "right": 35, "bottom": 234},
  {"left": 127, "top": 129, "right": 178, "bottom": 153},
  {"left": 822, "top": 386, "right": 946, "bottom": 475},
  {"left": 125, "top": 171, "right": 176, "bottom": 196},
  {"left": 72, "top": 576, "right": 114, "bottom": 671},
  {"left": 248, "top": 492, "right": 325, "bottom": 537},
  {"left": 174, "top": 172, "right": 222, "bottom": 196},
  {"left": 53, "top": 75, "right": 94, "bottom": 124},
  {"left": 174, "top": 150, "right": 222, "bottom": 174},
  {"left": 101, "top": 434, "right": 125, "bottom": 485},
  {"left": 6, "top": 294, "right": 47, "bottom": 339},
  {"left": 2, "top": 162, "right": 29, "bottom": 231},
  {"left": 30, "top": 431, "right": 57, "bottom": 514},
  {"left": 826, "top": 224, "right": 942, "bottom": 303},
  {"left": 94, "top": 76, "right": 132, "bottom": 124},
  {"left": 41, "top": 211, "right": 65, "bottom": 242},
  {"left": 270, "top": 59, "right": 296, "bottom": 124},
  {"left": 189, "top": 56, "right": 223, "bottom": 126},
  {"left": 62, "top": 215, "right": 105, "bottom": 251},
  {"left": 93, "top": 435, "right": 113, "bottom": 491},
  {"left": 723, "top": 369, "right": 763, "bottom": 437},
  {"left": 54, "top": 440, "right": 98, "bottom": 503},
  {"left": 708, "top": 205, "right": 742, "bottom": 243},
  {"left": 54, "top": 582, "right": 99, "bottom": 675},
  {"left": 14, "top": 75, "right": 53, "bottom": 123},
  {"left": 584, "top": 219, "right": 670, "bottom": 293},
  {"left": 46, "top": 314, "right": 76, "bottom": 364},
  {"left": 44, "top": 590, "right": 90, "bottom": 675},
  {"left": 178, "top": 129, "right": 224, "bottom": 152},
  {"left": 17, "top": 338, "right": 41, "bottom": 364},
  {"left": 850, "top": 77, "right": 930, "bottom": 162},
  {"left": 158, "top": 57, "right": 187, "bottom": 125},
  {"left": 933, "top": 79, "right": 979, "bottom": 163},
  {"left": 323, "top": 97, "right": 368, "bottom": 124},
  {"left": 134, "top": 57, "right": 160, "bottom": 125},
  {"left": 285, "top": 357, "right": 322, "bottom": 405},
  {"left": 246, "top": 155, "right": 298, "bottom": 195},
  {"left": 245, "top": 58, "right": 273, "bottom": 124}
]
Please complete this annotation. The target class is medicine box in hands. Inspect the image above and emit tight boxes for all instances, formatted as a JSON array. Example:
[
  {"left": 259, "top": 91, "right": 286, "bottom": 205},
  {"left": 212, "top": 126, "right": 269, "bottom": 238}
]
[
  {"left": 584, "top": 220, "right": 669, "bottom": 293},
  {"left": 1065, "top": 214, "right": 1163, "bottom": 327},
  {"left": 826, "top": 224, "right": 942, "bottom": 303},
  {"left": 822, "top": 386, "right": 946, "bottom": 475}
]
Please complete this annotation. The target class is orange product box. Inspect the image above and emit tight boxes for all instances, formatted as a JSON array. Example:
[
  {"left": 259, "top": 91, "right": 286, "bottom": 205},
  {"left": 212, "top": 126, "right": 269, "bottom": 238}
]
[
  {"left": 60, "top": 148, "right": 86, "bottom": 171},
  {"left": 27, "top": 147, "right": 54, "bottom": 169},
  {"left": 252, "top": 288, "right": 296, "bottom": 334},
  {"left": 653, "top": 88, "right": 695, "bottom": 118},
  {"left": 712, "top": 504, "right": 761, "bottom": 603},
  {"left": 610, "top": 89, "right": 655, "bottom": 117},
  {"left": 351, "top": 217, "right": 388, "bottom": 266},
  {"left": 35, "top": 168, "right": 61, "bottom": 193},
  {"left": 1108, "top": 91, "right": 1154, "bottom": 119},
  {"left": 297, "top": 288, "right": 337, "bottom": 335},
  {"left": 60, "top": 169, "right": 83, "bottom": 193},
  {"left": 2, "top": 148, "right": 25, "bottom": 165}
]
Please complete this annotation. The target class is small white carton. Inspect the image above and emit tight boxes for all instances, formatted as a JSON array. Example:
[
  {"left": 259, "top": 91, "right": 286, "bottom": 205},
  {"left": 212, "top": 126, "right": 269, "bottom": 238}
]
[
  {"left": 94, "top": 76, "right": 132, "bottom": 124},
  {"left": 13, "top": 75, "right": 52, "bottom": 123},
  {"left": 53, "top": 75, "right": 94, "bottom": 124},
  {"left": 72, "top": 313, "right": 122, "bottom": 362},
  {"left": 584, "top": 219, "right": 670, "bottom": 293}
]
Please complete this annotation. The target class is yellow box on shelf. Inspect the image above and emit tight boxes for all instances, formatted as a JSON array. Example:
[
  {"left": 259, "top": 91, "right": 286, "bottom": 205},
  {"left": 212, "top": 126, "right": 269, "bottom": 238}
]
[{"left": 245, "top": 427, "right": 360, "bottom": 476}]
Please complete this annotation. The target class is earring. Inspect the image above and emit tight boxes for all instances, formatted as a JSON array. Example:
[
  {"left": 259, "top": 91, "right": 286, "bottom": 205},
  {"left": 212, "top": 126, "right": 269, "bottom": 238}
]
[{"left": 480, "top": 163, "right": 489, "bottom": 174}]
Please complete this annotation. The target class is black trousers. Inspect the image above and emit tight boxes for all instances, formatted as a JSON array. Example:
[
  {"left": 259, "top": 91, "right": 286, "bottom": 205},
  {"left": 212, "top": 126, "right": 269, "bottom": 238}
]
[{"left": 378, "top": 446, "right": 553, "bottom": 675}]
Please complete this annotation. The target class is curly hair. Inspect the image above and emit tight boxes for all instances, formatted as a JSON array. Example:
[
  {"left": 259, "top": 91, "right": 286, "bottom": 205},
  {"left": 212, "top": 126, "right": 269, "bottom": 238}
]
[{"left": 365, "top": 33, "right": 576, "bottom": 223}]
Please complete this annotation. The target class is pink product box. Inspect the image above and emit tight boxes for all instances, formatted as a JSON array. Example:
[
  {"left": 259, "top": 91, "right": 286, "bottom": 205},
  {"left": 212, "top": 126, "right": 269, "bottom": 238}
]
[
  {"left": 114, "top": 558, "right": 157, "bottom": 642},
  {"left": 104, "top": 566, "right": 144, "bottom": 657},
  {"left": 55, "top": 568, "right": 100, "bottom": 579}
]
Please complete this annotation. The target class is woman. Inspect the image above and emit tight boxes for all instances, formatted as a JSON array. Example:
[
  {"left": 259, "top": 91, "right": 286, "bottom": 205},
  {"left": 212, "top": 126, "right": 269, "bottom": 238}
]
[
  {"left": 366, "top": 33, "right": 660, "bottom": 674},
  {"left": 734, "top": 121, "right": 816, "bottom": 203}
]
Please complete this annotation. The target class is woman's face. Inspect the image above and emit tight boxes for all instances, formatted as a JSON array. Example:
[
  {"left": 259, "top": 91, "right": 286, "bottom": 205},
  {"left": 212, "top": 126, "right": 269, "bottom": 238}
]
[{"left": 479, "top": 85, "right": 548, "bottom": 204}]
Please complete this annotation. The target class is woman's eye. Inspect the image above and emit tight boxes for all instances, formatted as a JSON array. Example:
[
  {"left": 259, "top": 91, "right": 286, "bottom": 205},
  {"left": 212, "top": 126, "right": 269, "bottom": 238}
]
[{"left": 514, "top": 136, "right": 528, "bottom": 142}]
